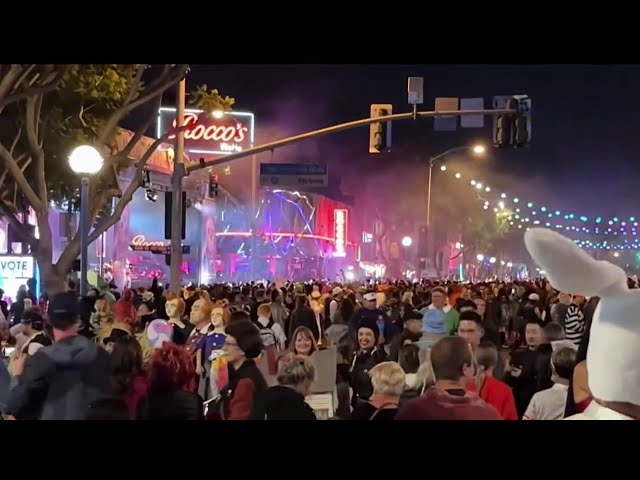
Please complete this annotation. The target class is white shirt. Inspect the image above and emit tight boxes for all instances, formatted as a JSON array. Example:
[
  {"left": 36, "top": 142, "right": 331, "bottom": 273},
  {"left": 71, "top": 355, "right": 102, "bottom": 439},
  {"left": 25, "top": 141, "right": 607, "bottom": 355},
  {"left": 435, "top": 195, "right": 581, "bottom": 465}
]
[
  {"left": 523, "top": 383, "right": 569, "bottom": 420},
  {"left": 257, "top": 316, "right": 286, "bottom": 348},
  {"left": 22, "top": 331, "right": 45, "bottom": 356},
  {"left": 565, "top": 401, "right": 634, "bottom": 420},
  {"left": 329, "top": 299, "right": 339, "bottom": 323}
]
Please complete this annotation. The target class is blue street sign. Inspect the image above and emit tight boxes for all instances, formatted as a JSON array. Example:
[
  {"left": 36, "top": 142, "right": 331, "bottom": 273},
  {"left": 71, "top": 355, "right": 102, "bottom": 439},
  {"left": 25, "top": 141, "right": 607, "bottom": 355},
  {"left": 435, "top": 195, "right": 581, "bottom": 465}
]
[{"left": 259, "top": 163, "right": 328, "bottom": 188}]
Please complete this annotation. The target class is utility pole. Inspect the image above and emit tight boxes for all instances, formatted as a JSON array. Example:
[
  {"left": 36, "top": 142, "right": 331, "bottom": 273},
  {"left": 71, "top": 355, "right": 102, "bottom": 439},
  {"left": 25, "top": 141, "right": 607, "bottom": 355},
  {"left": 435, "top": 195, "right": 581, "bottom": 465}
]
[
  {"left": 250, "top": 154, "right": 257, "bottom": 279},
  {"left": 170, "top": 78, "right": 186, "bottom": 293}
]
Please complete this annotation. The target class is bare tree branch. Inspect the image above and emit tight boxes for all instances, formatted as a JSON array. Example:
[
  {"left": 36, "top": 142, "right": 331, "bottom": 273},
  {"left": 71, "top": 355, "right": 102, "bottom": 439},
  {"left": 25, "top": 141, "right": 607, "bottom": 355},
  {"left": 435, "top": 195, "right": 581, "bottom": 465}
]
[
  {"left": 9, "top": 125, "right": 22, "bottom": 154},
  {"left": 88, "top": 132, "right": 174, "bottom": 244},
  {"left": 26, "top": 96, "right": 47, "bottom": 203},
  {"left": 0, "top": 142, "right": 42, "bottom": 211},
  {"left": 0, "top": 65, "right": 70, "bottom": 111},
  {"left": 96, "top": 65, "right": 188, "bottom": 146},
  {"left": 10, "top": 64, "right": 37, "bottom": 93},
  {"left": 0, "top": 65, "right": 22, "bottom": 100}
]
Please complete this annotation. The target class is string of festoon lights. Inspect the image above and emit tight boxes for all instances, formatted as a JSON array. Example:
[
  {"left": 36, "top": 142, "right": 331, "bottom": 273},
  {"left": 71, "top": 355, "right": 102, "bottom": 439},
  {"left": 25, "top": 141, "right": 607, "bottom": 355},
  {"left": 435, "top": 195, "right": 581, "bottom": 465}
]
[{"left": 436, "top": 166, "right": 640, "bottom": 252}]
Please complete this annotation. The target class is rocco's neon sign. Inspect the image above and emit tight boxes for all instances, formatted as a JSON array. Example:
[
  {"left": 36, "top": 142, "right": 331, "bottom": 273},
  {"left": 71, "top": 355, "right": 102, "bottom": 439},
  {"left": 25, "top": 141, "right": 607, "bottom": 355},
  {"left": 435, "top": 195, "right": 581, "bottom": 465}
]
[
  {"left": 334, "top": 209, "right": 348, "bottom": 258},
  {"left": 168, "top": 113, "right": 248, "bottom": 143},
  {"left": 130, "top": 235, "right": 167, "bottom": 251},
  {"left": 157, "top": 107, "right": 255, "bottom": 156}
]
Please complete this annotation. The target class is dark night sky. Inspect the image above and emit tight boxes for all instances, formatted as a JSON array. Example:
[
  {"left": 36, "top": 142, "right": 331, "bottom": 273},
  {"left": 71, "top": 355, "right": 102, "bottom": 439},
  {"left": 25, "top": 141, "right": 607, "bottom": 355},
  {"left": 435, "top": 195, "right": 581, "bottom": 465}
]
[{"left": 162, "top": 64, "right": 640, "bottom": 219}]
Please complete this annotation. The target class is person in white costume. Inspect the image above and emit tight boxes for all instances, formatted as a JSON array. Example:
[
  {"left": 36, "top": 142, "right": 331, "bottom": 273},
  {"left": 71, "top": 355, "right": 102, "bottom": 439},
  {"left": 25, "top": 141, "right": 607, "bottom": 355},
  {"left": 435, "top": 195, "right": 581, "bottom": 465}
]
[{"left": 524, "top": 228, "right": 640, "bottom": 420}]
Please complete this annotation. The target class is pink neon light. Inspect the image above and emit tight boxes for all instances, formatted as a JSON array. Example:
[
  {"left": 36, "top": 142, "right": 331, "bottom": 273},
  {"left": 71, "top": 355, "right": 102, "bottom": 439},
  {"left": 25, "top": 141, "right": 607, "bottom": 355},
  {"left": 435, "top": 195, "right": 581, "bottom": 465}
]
[{"left": 216, "top": 231, "right": 354, "bottom": 245}]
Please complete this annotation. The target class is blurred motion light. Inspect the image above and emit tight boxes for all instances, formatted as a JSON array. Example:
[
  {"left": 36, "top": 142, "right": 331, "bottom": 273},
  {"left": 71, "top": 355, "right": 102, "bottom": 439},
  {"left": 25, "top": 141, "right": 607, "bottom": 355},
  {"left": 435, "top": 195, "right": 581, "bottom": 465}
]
[{"left": 472, "top": 144, "right": 486, "bottom": 155}]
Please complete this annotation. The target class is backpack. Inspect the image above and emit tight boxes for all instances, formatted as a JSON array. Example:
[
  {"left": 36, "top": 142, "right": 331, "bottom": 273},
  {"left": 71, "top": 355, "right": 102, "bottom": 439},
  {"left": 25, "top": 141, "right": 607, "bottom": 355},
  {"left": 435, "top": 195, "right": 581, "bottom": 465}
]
[{"left": 256, "top": 319, "right": 278, "bottom": 348}]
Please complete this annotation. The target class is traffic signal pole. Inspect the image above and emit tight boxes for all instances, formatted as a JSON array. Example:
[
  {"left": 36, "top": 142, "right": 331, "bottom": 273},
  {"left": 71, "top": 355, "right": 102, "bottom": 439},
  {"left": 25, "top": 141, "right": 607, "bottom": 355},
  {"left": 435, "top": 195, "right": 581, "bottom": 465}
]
[
  {"left": 187, "top": 107, "right": 516, "bottom": 173},
  {"left": 169, "top": 78, "right": 186, "bottom": 293}
]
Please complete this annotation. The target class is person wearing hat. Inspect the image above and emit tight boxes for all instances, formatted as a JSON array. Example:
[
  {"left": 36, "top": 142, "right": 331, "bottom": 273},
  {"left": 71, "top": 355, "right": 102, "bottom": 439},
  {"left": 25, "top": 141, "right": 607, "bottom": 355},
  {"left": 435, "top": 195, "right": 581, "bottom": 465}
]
[
  {"left": 328, "top": 286, "right": 343, "bottom": 323},
  {"left": 525, "top": 227, "right": 640, "bottom": 420},
  {"left": 19, "top": 308, "right": 52, "bottom": 357},
  {"left": 219, "top": 320, "right": 268, "bottom": 420},
  {"left": 349, "top": 317, "right": 388, "bottom": 409},
  {"left": 5, "top": 291, "right": 113, "bottom": 420},
  {"left": 388, "top": 309, "right": 423, "bottom": 362},
  {"left": 349, "top": 292, "right": 395, "bottom": 347}
]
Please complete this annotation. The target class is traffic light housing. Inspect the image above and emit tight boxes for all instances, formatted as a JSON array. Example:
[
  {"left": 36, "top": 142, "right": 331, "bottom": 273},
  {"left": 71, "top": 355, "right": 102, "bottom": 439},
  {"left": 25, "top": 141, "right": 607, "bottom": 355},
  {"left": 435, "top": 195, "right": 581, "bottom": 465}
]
[
  {"left": 369, "top": 104, "right": 393, "bottom": 153},
  {"left": 493, "top": 95, "right": 532, "bottom": 148},
  {"left": 164, "top": 191, "right": 187, "bottom": 240},
  {"left": 209, "top": 173, "right": 219, "bottom": 199}
]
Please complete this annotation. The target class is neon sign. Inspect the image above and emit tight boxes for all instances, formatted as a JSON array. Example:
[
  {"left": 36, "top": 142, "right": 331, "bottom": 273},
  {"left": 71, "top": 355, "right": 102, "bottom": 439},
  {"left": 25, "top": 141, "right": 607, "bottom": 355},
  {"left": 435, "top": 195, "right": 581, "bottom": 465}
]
[
  {"left": 130, "top": 235, "right": 167, "bottom": 252},
  {"left": 157, "top": 107, "right": 255, "bottom": 156},
  {"left": 334, "top": 209, "right": 348, "bottom": 258}
]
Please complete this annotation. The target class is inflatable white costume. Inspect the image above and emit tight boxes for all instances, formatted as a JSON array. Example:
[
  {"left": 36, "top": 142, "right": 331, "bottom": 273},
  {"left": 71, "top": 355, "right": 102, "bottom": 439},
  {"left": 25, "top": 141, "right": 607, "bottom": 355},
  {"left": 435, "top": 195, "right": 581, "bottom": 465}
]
[{"left": 524, "top": 228, "right": 639, "bottom": 420}]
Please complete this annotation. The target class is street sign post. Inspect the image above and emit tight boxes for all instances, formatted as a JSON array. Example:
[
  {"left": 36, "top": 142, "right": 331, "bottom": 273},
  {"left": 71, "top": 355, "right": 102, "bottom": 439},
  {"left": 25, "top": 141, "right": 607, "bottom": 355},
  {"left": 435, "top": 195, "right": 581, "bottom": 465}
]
[{"left": 259, "top": 163, "right": 328, "bottom": 188}]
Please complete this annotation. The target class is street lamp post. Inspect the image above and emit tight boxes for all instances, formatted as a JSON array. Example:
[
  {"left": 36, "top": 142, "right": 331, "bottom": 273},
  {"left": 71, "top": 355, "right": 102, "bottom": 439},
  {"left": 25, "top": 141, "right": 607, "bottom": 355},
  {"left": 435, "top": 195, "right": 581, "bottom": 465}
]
[
  {"left": 425, "top": 144, "right": 485, "bottom": 272},
  {"left": 68, "top": 145, "right": 104, "bottom": 296}
]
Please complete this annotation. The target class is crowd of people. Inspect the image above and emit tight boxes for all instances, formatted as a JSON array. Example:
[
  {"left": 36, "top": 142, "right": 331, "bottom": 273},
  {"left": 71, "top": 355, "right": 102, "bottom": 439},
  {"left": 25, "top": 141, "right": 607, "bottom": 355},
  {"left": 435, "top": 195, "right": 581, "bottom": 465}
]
[{"left": 0, "top": 228, "right": 637, "bottom": 420}]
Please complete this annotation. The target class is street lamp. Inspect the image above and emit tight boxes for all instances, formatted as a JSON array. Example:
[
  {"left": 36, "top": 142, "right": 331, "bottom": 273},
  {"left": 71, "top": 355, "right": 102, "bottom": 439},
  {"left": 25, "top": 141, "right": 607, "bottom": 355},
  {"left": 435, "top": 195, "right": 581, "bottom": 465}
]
[
  {"left": 401, "top": 236, "right": 413, "bottom": 247},
  {"left": 68, "top": 145, "right": 104, "bottom": 296}
]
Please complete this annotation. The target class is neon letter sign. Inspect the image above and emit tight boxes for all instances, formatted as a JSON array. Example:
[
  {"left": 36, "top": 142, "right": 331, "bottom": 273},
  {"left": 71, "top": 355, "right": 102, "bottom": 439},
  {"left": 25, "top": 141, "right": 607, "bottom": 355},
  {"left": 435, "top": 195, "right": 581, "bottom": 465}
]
[
  {"left": 334, "top": 209, "right": 348, "bottom": 258},
  {"left": 168, "top": 113, "right": 248, "bottom": 143},
  {"left": 130, "top": 235, "right": 167, "bottom": 251}
]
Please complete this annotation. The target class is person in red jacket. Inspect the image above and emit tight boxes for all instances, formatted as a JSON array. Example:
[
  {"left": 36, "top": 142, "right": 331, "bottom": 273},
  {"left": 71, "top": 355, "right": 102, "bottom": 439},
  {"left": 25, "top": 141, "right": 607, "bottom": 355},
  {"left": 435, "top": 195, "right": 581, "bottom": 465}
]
[
  {"left": 467, "top": 341, "right": 518, "bottom": 420},
  {"left": 396, "top": 336, "right": 502, "bottom": 420}
]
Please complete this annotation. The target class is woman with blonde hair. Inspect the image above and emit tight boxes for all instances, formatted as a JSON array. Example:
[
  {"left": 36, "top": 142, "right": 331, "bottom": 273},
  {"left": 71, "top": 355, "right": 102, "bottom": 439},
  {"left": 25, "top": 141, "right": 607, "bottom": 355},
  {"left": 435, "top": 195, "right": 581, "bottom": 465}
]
[
  {"left": 289, "top": 326, "right": 317, "bottom": 357},
  {"left": 250, "top": 353, "right": 317, "bottom": 420},
  {"left": 350, "top": 361, "right": 405, "bottom": 420}
]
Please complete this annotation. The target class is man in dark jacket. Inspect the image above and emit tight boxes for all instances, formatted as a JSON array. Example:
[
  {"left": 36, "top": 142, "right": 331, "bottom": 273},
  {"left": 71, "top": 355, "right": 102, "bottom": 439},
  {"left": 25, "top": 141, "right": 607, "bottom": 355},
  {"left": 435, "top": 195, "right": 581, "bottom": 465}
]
[{"left": 6, "top": 291, "right": 113, "bottom": 420}]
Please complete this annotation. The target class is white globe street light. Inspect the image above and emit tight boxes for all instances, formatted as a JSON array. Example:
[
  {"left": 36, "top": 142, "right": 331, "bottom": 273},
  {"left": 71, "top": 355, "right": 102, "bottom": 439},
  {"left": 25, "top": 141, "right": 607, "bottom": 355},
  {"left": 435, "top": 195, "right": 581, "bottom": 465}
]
[
  {"left": 68, "top": 145, "right": 104, "bottom": 175},
  {"left": 477, "top": 254, "right": 484, "bottom": 262},
  {"left": 68, "top": 145, "right": 104, "bottom": 296},
  {"left": 489, "top": 257, "right": 497, "bottom": 264},
  {"left": 401, "top": 236, "right": 413, "bottom": 247}
]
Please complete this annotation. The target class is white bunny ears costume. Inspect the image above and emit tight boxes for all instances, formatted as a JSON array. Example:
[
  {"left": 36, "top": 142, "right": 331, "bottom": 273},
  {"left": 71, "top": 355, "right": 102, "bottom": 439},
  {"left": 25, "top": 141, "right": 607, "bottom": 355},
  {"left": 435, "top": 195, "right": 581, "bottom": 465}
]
[{"left": 524, "top": 228, "right": 640, "bottom": 408}]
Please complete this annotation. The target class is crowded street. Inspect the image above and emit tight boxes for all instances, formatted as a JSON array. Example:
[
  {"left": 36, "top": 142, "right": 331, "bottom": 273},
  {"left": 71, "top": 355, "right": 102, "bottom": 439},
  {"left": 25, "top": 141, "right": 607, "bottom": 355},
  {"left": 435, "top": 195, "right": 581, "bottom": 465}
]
[{"left": 0, "top": 64, "right": 638, "bottom": 421}]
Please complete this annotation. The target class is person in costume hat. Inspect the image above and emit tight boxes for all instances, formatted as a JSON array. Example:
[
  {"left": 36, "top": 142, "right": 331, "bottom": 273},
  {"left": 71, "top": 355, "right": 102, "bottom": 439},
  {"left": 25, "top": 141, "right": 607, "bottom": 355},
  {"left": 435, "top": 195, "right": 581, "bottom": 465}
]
[
  {"left": 349, "top": 292, "right": 395, "bottom": 346},
  {"left": 348, "top": 317, "right": 388, "bottom": 409},
  {"left": 525, "top": 227, "right": 640, "bottom": 420}
]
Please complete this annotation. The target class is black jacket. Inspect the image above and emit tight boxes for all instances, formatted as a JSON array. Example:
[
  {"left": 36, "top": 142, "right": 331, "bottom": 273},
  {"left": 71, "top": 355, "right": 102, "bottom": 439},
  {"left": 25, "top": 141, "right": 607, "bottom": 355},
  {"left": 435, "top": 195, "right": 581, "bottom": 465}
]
[
  {"left": 136, "top": 390, "right": 203, "bottom": 420},
  {"left": 250, "top": 385, "right": 317, "bottom": 420},
  {"left": 6, "top": 335, "right": 113, "bottom": 420},
  {"left": 221, "top": 359, "right": 268, "bottom": 420},
  {"left": 349, "top": 347, "right": 388, "bottom": 407}
]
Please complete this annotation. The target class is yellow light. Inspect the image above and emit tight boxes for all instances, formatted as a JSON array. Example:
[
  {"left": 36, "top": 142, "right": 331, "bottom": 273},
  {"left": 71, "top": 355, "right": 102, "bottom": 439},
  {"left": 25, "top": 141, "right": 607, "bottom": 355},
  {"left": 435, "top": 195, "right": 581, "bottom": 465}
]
[
  {"left": 212, "top": 110, "right": 224, "bottom": 119},
  {"left": 455, "top": 172, "right": 461, "bottom": 178},
  {"left": 472, "top": 145, "right": 486, "bottom": 155}
]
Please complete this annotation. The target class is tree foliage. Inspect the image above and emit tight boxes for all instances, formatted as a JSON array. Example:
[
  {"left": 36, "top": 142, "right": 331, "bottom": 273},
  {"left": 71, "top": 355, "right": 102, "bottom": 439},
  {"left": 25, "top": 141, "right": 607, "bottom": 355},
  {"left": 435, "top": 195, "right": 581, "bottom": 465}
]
[{"left": 0, "top": 64, "right": 234, "bottom": 292}]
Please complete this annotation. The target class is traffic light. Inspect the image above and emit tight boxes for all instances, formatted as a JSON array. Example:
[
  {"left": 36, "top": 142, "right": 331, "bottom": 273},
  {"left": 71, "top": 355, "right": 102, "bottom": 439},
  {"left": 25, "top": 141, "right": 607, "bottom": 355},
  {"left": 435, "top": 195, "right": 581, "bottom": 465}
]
[
  {"left": 209, "top": 173, "right": 219, "bottom": 199},
  {"left": 513, "top": 96, "right": 532, "bottom": 148},
  {"left": 369, "top": 104, "right": 393, "bottom": 153},
  {"left": 493, "top": 95, "right": 532, "bottom": 148},
  {"left": 164, "top": 191, "right": 186, "bottom": 240}
]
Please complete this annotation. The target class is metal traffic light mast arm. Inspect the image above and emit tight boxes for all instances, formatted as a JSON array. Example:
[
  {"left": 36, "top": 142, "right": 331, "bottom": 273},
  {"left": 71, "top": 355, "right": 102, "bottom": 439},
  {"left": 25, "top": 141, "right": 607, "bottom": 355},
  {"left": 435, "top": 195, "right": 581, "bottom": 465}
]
[{"left": 185, "top": 107, "right": 516, "bottom": 174}]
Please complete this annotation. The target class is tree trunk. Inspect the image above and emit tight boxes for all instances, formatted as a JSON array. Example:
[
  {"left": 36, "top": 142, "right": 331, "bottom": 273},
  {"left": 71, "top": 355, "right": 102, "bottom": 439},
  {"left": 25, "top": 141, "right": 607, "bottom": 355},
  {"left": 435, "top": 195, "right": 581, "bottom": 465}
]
[
  {"left": 35, "top": 210, "right": 67, "bottom": 295},
  {"left": 37, "top": 260, "right": 68, "bottom": 295}
]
